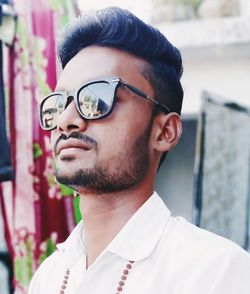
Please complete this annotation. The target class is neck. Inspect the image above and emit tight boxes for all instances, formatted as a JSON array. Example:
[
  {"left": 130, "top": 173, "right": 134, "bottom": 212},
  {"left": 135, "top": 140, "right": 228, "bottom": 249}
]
[{"left": 79, "top": 185, "right": 153, "bottom": 268}]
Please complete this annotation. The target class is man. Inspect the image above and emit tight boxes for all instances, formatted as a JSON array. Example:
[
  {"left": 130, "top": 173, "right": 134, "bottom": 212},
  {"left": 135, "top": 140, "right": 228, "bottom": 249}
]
[{"left": 29, "top": 6, "right": 250, "bottom": 294}]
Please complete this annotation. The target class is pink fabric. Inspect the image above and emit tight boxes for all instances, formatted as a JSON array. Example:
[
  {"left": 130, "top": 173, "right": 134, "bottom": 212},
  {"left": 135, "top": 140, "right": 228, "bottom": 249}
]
[{"left": 0, "top": 1, "right": 77, "bottom": 293}]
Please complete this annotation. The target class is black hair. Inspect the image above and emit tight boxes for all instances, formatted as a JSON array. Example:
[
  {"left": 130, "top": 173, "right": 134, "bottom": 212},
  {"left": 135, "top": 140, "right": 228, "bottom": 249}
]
[{"left": 57, "top": 6, "right": 183, "bottom": 168}]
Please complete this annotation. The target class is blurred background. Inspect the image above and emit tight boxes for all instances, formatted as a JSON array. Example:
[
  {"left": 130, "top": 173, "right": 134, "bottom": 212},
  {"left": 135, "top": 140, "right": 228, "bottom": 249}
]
[{"left": 0, "top": 0, "right": 250, "bottom": 293}]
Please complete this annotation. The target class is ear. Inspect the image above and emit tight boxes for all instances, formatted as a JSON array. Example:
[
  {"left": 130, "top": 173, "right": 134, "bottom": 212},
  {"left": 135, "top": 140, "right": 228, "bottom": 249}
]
[{"left": 152, "top": 112, "right": 182, "bottom": 153}]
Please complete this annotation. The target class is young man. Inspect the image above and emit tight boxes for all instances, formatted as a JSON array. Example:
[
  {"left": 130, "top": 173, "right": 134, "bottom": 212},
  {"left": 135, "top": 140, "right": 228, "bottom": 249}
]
[{"left": 29, "top": 6, "right": 250, "bottom": 294}]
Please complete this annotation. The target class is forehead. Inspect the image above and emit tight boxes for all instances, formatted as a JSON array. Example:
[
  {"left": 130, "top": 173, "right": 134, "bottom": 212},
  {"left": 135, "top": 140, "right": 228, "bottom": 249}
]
[{"left": 56, "top": 46, "right": 152, "bottom": 93}]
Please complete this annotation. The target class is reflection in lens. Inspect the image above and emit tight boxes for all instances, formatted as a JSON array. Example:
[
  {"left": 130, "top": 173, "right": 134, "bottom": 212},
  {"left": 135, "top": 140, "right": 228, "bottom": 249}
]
[
  {"left": 78, "top": 82, "right": 113, "bottom": 118},
  {"left": 41, "top": 94, "right": 64, "bottom": 129}
]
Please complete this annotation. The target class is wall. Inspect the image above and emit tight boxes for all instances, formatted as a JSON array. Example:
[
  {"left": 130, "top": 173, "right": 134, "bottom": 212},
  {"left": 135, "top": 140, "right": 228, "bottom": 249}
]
[
  {"left": 155, "top": 117, "right": 197, "bottom": 221},
  {"left": 182, "top": 55, "right": 250, "bottom": 114}
]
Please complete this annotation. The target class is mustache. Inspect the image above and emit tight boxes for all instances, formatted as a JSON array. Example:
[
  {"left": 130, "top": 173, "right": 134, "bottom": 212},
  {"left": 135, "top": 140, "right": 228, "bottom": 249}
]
[{"left": 53, "top": 132, "right": 97, "bottom": 154}]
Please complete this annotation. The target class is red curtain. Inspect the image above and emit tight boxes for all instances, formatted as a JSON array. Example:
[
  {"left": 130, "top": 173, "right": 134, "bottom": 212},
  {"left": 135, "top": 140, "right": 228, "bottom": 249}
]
[{"left": 0, "top": 1, "right": 80, "bottom": 293}]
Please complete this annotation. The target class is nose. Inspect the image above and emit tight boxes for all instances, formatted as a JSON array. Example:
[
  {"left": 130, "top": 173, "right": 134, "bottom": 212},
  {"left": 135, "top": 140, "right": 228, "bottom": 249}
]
[{"left": 57, "top": 97, "right": 87, "bottom": 134}]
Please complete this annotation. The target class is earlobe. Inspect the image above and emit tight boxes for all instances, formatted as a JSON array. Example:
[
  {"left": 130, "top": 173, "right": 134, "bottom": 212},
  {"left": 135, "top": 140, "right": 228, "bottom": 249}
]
[{"left": 153, "top": 113, "right": 182, "bottom": 152}]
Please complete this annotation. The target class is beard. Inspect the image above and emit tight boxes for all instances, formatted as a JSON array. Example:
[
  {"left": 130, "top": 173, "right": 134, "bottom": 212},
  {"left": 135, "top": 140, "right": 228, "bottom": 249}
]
[{"left": 55, "top": 121, "right": 153, "bottom": 194}]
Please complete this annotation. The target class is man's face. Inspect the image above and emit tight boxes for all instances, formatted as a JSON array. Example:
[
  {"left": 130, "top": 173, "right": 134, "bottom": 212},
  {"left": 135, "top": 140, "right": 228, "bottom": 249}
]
[{"left": 51, "top": 46, "right": 156, "bottom": 194}]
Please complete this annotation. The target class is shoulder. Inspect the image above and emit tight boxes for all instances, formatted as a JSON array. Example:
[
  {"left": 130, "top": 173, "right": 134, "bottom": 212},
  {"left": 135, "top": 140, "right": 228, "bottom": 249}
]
[
  {"left": 28, "top": 250, "right": 62, "bottom": 294},
  {"left": 168, "top": 216, "right": 249, "bottom": 257},
  {"left": 155, "top": 216, "right": 250, "bottom": 292},
  {"left": 28, "top": 222, "right": 84, "bottom": 294},
  {"left": 161, "top": 216, "right": 250, "bottom": 292}
]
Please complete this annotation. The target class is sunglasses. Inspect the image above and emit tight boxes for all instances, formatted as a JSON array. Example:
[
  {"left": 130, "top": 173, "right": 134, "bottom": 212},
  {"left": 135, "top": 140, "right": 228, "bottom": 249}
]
[{"left": 39, "top": 77, "right": 171, "bottom": 130}]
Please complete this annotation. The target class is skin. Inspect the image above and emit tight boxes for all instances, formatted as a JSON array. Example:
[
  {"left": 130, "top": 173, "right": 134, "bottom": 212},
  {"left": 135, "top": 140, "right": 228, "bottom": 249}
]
[{"left": 51, "top": 46, "right": 182, "bottom": 268}]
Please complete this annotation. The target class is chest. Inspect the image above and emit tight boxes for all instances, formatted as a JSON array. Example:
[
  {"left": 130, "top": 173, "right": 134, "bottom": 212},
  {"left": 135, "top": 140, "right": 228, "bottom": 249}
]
[
  {"left": 40, "top": 253, "right": 200, "bottom": 294},
  {"left": 38, "top": 249, "right": 232, "bottom": 294}
]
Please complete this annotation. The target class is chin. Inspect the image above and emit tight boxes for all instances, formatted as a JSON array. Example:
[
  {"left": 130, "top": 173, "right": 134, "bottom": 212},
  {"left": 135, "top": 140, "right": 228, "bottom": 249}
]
[
  {"left": 54, "top": 165, "right": 91, "bottom": 187},
  {"left": 54, "top": 172, "right": 77, "bottom": 187},
  {"left": 57, "top": 156, "right": 94, "bottom": 168}
]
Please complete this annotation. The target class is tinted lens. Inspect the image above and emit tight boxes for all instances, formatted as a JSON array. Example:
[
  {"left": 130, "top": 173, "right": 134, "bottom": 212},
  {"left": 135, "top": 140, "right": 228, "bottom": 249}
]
[
  {"left": 40, "top": 94, "right": 65, "bottom": 130},
  {"left": 78, "top": 82, "right": 114, "bottom": 118}
]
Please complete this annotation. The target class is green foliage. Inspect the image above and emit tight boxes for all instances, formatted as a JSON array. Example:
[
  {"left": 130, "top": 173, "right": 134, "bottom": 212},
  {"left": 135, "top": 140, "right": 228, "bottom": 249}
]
[
  {"left": 48, "top": 0, "right": 78, "bottom": 27},
  {"left": 59, "top": 183, "right": 74, "bottom": 196},
  {"left": 39, "top": 238, "right": 57, "bottom": 264},
  {"left": 14, "top": 236, "right": 34, "bottom": 288},
  {"left": 33, "top": 36, "right": 52, "bottom": 96},
  {"left": 59, "top": 185, "right": 82, "bottom": 223},
  {"left": 16, "top": 20, "right": 29, "bottom": 67},
  {"left": 73, "top": 196, "right": 82, "bottom": 223},
  {"left": 48, "top": 0, "right": 65, "bottom": 11},
  {"left": 57, "top": 184, "right": 82, "bottom": 223},
  {"left": 33, "top": 143, "right": 43, "bottom": 159},
  {"left": 189, "top": 0, "right": 203, "bottom": 11}
]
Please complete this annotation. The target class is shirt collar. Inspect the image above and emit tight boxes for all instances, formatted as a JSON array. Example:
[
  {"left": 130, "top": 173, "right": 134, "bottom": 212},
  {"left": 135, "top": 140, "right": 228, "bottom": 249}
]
[
  {"left": 56, "top": 219, "right": 85, "bottom": 265},
  {"left": 105, "top": 191, "right": 171, "bottom": 261},
  {"left": 56, "top": 192, "right": 171, "bottom": 263}
]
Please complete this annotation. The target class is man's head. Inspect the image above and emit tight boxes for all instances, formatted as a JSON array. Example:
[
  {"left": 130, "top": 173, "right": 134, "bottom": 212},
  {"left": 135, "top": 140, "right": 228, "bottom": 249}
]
[
  {"left": 57, "top": 7, "right": 183, "bottom": 114},
  {"left": 40, "top": 7, "right": 183, "bottom": 194}
]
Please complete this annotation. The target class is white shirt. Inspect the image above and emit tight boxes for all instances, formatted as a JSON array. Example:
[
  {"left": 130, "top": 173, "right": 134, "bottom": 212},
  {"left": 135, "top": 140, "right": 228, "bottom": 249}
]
[{"left": 28, "top": 192, "right": 250, "bottom": 294}]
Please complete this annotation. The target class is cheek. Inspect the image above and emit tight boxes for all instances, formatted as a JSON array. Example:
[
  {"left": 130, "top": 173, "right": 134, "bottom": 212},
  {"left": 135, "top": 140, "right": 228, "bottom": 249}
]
[
  {"left": 50, "top": 132, "right": 58, "bottom": 155},
  {"left": 96, "top": 117, "right": 148, "bottom": 160},
  {"left": 98, "top": 125, "right": 126, "bottom": 154}
]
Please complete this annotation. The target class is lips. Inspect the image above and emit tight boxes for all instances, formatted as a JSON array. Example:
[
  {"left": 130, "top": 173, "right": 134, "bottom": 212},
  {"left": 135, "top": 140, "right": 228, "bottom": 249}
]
[{"left": 56, "top": 138, "right": 91, "bottom": 156}]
